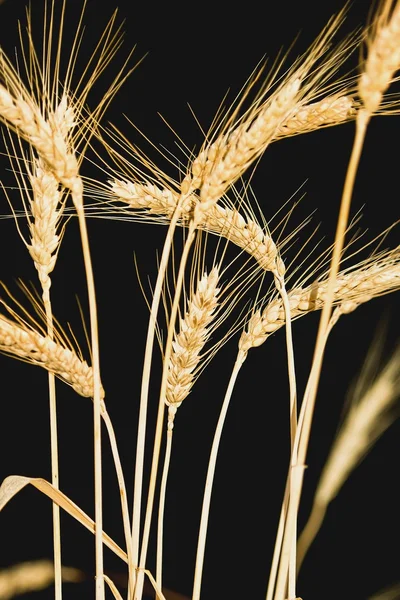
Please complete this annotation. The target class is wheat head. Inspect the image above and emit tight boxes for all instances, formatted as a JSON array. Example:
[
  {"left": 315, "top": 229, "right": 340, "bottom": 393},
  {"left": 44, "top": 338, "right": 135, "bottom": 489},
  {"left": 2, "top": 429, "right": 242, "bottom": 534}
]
[{"left": 0, "top": 313, "right": 103, "bottom": 399}]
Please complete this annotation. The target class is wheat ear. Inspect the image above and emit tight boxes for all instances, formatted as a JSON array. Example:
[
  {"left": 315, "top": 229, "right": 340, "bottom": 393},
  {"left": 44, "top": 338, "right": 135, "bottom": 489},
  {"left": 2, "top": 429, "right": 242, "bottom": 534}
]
[
  {"left": 276, "top": 94, "right": 356, "bottom": 138},
  {"left": 240, "top": 247, "right": 400, "bottom": 352},
  {"left": 0, "top": 312, "right": 103, "bottom": 399},
  {"left": 1, "top": 61, "right": 105, "bottom": 600},
  {"left": 157, "top": 268, "right": 221, "bottom": 591},
  {"left": 359, "top": 0, "right": 400, "bottom": 114},
  {"left": 188, "top": 77, "right": 302, "bottom": 209},
  {"left": 181, "top": 9, "right": 355, "bottom": 212},
  {"left": 109, "top": 179, "right": 284, "bottom": 274},
  {"left": 0, "top": 87, "right": 80, "bottom": 192},
  {"left": 297, "top": 341, "right": 400, "bottom": 571}
]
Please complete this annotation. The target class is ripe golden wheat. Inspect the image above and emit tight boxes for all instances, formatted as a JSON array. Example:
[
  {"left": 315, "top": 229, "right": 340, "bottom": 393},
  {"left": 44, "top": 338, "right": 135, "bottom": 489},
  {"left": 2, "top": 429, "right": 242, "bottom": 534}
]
[{"left": 0, "top": 1, "right": 399, "bottom": 600}]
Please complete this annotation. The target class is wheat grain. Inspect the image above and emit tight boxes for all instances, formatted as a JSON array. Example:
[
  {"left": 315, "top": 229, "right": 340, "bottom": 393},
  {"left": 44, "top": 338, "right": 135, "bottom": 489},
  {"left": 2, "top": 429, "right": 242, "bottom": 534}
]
[
  {"left": 166, "top": 267, "right": 220, "bottom": 407},
  {"left": 276, "top": 95, "right": 356, "bottom": 138},
  {"left": 239, "top": 248, "right": 400, "bottom": 352},
  {"left": 359, "top": 0, "right": 400, "bottom": 113},
  {"left": 0, "top": 313, "right": 103, "bottom": 399}
]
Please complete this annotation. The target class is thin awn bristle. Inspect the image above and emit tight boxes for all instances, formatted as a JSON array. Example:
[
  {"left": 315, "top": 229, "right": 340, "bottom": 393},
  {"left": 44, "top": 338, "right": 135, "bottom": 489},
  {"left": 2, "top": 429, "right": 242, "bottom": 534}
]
[
  {"left": 166, "top": 267, "right": 220, "bottom": 407},
  {"left": 239, "top": 248, "right": 400, "bottom": 352},
  {"left": 0, "top": 313, "right": 103, "bottom": 399}
]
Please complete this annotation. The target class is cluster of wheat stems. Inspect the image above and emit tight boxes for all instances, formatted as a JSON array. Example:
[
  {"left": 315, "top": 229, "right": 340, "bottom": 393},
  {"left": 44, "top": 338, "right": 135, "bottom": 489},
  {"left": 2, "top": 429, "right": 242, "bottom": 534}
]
[{"left": 0, "top": 0, "right": 400, "bottom": 599}]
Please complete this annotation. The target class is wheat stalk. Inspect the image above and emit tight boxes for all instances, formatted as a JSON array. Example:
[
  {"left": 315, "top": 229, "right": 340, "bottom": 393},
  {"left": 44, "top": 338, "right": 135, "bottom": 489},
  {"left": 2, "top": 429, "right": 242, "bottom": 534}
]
[{"left": 271, "top": 5, "right": 400, "bottom": 586}]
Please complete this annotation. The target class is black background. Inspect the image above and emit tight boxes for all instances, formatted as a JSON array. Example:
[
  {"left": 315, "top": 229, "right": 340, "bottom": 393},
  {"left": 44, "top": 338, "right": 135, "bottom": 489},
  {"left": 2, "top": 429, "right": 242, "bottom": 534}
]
[{"left": 0, "top": 0, "right": 399, "bottom": 599}]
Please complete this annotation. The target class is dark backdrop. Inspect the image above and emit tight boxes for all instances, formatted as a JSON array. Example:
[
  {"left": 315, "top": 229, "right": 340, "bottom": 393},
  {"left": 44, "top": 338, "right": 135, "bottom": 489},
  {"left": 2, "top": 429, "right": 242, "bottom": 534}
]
[{"left": 0, "top": 1, "right": 399, "bottom": 599}]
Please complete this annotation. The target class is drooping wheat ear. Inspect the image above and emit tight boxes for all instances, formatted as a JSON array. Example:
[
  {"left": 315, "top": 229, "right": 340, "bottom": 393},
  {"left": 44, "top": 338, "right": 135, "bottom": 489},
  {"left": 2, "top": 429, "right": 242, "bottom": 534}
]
[
  {"left": 25, "top": 159, "right": 65, "bottom": 292},
  {"left": 0, "top": 560, "right": 83, "bottom": 599},
  {"left": 276, "top": 94, "right": 356, "bottom": 138},
  {"left": 0, "top": 313, "right": 103, "bottom": 399},
  {"left": 0, "top": 87, "right": 80, "bottom": 192},
  {"left": 166, "top": 267, "right": 221, "bottom": 409},
  {"left": 239, "top": 247, "right": 400, "bottom": 352},
  {"left": 359, "top": 0, "right": 400, "bottom": 114},
  {"left": 187, "top": 77, "right": 302, "bottom": 213},
  {"left": 297, "top": 340, "right": 400, "bottom": 572},
  {"left": 180, "top": 10, "right": 356, "bottom": 215},
  {"left": 110, "top": 179, "right": 195, "bottom": 220},
  {"left": 109, "top": 179, "right": 284, "bottom": 274}
]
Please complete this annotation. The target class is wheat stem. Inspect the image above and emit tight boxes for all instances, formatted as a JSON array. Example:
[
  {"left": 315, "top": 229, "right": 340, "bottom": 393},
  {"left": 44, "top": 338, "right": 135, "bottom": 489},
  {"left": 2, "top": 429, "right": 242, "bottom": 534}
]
[
  {"left": 156, "top": 421, "right": 174, "bottom": 597},
  {"left": 134, "top": 215, "right": 198, "bottom": 600},
  {"left": 42, "top": 291, "right": 62, "bottom": 600},
  {"left": 192, "top": 350, "right": 247, "bottom": 600},
  {"left": 274, "top": 273, "right": 298, "bottom": 598},
  {"left": 72, "top": 186, "right": 104, "bottom": 600},
  {"left": 131, "top": 193, "right": 192, "bottom": 576},
  {"left": 273, "top": 110, "right": 369, "bottom": 600},
  {"left": 101, "top": 409, "right": 135, "bottom": 595}
]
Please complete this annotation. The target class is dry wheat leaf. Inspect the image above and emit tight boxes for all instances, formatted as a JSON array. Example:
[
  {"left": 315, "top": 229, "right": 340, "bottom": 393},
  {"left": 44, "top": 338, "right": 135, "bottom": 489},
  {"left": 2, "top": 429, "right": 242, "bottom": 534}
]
[{"left": 0, "top": 476, "right": 127, "bottom": 564}]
